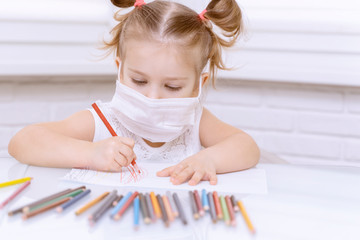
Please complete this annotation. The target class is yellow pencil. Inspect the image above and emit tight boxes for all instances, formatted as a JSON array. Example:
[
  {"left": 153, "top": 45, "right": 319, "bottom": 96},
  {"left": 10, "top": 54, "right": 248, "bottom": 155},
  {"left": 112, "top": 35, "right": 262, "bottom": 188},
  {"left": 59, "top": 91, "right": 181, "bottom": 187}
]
[
  {"left": 0, "top": 177, "right": 32, "bottom": 188},
  {"left": 237, "top": 200, "right": 256, "bottom": 234},
  {"left": 75, "top": 191, "right": 109, "bottom": 216}
]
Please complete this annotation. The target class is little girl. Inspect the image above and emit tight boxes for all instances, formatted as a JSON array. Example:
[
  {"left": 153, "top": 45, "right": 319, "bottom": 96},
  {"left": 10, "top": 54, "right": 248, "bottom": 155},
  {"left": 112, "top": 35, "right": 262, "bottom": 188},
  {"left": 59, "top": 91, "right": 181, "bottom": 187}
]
[{"left": 8, "top": 0, "right": 260, "bottom": 186}]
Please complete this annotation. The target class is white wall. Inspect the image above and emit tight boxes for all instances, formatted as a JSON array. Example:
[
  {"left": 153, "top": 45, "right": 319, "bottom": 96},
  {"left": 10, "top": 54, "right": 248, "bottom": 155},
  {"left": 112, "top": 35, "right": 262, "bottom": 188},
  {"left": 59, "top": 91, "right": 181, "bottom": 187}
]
[{"left": 1, "top": 0, "right": 360, "bottom": 166}]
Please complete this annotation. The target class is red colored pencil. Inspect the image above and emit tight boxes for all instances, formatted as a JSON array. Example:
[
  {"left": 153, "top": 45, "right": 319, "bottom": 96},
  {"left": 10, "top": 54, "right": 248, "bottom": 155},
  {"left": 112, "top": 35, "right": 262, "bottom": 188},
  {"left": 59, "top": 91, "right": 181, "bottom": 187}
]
[
  {"left": 193, "top": 190, "right": 204, "bottom": 216},
  {"left": 92, "top": 102, "right": 140, "bottom": 173},
  {"left": 225, "top": 195, "right": 236, "bottom": 226},
  {"left": 213, "top": 191, "right": 223, "bottom": 219},
  {"left": 0, "top": 181, "right": 31, "bottom": 209},
  {"left": 114, "top": 191, "right": 139, "bottom": 220}
]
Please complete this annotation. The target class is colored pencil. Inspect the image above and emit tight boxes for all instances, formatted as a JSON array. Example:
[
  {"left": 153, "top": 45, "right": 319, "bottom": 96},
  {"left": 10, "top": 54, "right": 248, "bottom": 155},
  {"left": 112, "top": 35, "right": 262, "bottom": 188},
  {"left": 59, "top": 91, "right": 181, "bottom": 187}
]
[
  {"left": 110, "top": 192, "right": 132, "bottom": 218},
  {"left": 213, "top": 191, "right": 223, "bottom": 219},
  {"left": 172, "top": 192, "right": 187, "bottom": 225},
  {"left": 112, "top": 195, "right": 123, "bottom": 207},
  {"left": 139, "top": 193, "right": 151, "bottom": 224},
  {"left": 134, "top": 197, "right": 140, "bottom": 230},
  {"left": 207, "top": 192, "right": 217, "bottom": 223},
  {"left": 92, "top": 102, "right": 140, "bottom": 173},
  {"left": 202, "top": 189, "right": 209, "bottom": 211},
  {"left": 114, "top": 191, "right": 139, "bottom": 220},
  {"left": 150, "top": 191, "right": 161, "bottom": 219},
  {"left": 188, "top": 191, "right": 199, "bottom": 220},
  {"left": 23, "top": 197, "right": 71, "bottom": 220},
  {"left": 193, "top": 190, "right": 204, "bottom": 216},
  {"left": 28, "top": 189, "right": 84, "bottom": 213},
  {"left": 56, "top": 189, "right": 91, "bottom": 213},
  {"left": 237, "top": 200, "right": 256, "bottom": 234},
  {"left": 75, "top": 191, "right": 109, "bottom": 216},
  {"left": 145, "top": 193, "right": 156, "bottom": 222},
  {"left": 0, "top": 181, "right": 31, "bottom": 209},
  {"left": 162, "top": 195, "right": 174, "bottom": 222},
  {"left": 166, "top": 191, "right": 178, "bottom": 217},
  {"left": 156, "top": 194, "right": 169, "bottom": 227},
  {"left": 220, "top": 196, "right": 230, "bottom": 225},
  {"left": 0, "top": 177, "right": 32, "bottom": 188},
  {"left": 20, "top": 186, "right": 85, "bottom": 214},
  {"left": 231, "top": 195, "right": 239, "bottom": 212},
  {"left": 89, "top": 190, "right": 118, "bottom": 224},
  {"left": 225, "top": 196, "right": 236, "bottom": 226}
]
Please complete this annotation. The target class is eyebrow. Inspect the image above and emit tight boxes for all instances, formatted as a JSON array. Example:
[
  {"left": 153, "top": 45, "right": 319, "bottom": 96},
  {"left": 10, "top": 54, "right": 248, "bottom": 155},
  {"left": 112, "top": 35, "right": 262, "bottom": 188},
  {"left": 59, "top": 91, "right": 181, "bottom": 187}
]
[{"left": 128, "top": 68, "right": 188, "bottom": 81}]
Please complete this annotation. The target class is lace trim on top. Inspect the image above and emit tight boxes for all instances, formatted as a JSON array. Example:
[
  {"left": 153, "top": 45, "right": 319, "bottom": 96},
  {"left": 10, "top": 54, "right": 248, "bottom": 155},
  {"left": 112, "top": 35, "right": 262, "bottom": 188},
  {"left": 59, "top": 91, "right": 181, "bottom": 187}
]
[{"left": 97, "top": 102, "right": 202, "bottom": 164}]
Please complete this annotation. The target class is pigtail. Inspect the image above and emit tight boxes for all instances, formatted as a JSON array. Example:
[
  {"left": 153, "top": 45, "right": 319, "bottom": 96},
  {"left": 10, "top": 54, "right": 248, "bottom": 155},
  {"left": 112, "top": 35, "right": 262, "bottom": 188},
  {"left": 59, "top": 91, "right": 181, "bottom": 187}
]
[
  {"left": 204, "top": 0, "right": 242, "bottom": 47},
  {"left": 200, "top": 0, "right": 243, "bottom": 86},
  {"left": 110, "top": 0, "right": 136, "bottom": 8},
  {"left": 101, "top": 0, "right": 138, "bottom": 59}
]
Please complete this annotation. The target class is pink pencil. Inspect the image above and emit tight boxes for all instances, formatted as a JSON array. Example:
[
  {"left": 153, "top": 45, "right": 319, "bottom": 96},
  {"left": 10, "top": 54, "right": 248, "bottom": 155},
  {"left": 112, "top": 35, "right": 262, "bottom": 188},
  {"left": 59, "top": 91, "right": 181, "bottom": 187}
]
[{"left": 0, "top": 181, "right": 31, "bottom": 209}]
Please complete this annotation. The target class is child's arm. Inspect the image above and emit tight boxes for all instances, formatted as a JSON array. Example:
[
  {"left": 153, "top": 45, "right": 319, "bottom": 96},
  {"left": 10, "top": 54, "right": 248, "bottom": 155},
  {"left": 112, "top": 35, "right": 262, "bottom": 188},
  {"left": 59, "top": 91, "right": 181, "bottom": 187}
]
[
  {"left": 8, "top": 110, "right": 136, "bottom": 171},
  {"left": 157, "top": 108, "right": 260, "bottom": 185}
]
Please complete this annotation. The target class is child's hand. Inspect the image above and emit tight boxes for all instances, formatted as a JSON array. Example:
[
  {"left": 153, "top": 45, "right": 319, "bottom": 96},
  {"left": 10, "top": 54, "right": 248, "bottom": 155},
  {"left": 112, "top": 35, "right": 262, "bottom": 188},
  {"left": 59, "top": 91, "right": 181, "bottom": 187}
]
[
  {"left": 156, "top": 153, "right": 217, "bottom": 186},
  {"left": 88, "top": 136, "right": 136, "bottom": 172}
]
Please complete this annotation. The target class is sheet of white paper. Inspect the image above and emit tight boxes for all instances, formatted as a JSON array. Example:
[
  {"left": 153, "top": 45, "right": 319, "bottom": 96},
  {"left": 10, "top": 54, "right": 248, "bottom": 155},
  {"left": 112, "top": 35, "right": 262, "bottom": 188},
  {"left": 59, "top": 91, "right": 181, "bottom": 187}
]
[{"left": 61, "top": 163, "right": 267, "bottom": 194}]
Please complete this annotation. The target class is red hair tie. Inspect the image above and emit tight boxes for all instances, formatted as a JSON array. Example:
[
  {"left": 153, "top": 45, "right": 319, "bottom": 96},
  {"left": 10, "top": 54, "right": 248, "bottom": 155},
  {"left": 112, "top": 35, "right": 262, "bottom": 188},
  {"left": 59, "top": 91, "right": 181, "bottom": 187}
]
[
  {"left": 134, "top": 0, "right": 146, "bottom": 7},
  {"left": 199, "top": 9, "right": 207, "bottom": 20}
]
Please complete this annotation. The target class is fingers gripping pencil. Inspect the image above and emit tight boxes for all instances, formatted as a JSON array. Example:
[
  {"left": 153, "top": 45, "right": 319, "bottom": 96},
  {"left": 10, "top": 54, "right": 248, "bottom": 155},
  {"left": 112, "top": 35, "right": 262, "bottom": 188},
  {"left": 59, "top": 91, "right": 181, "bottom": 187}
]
[{"left": 92, "top": 103, "right": 141, "bottom": 177}]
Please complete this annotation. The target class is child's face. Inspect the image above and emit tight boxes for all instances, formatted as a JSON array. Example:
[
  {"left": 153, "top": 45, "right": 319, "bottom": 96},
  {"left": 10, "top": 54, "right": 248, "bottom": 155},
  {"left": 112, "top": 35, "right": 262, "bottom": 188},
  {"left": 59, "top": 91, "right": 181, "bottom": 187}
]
[{"left": 117, "top": 39, "right": 203, "bottom": 99}]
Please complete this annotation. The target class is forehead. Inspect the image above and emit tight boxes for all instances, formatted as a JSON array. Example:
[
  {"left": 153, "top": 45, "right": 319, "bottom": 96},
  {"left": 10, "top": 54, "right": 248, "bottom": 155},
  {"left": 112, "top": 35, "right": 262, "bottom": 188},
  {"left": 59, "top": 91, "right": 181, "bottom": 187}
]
[{"left": 122, "top": 39, "right": 201, "bottom": 77}]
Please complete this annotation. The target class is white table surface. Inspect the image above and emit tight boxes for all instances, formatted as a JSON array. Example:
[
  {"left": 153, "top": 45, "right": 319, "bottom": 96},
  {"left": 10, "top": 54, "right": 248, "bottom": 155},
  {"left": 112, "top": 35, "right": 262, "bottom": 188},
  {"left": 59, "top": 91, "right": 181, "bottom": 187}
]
[{"left": 0, "top": 157, "right": 359, "bottom": 240}]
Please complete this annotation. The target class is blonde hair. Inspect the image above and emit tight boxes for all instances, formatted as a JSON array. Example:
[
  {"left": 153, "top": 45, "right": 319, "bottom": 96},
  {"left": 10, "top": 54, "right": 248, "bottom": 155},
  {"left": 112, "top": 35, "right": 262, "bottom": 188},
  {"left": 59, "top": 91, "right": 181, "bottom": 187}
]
[{"left": 103, "top": 0, "right": 243, "bottom": 86}]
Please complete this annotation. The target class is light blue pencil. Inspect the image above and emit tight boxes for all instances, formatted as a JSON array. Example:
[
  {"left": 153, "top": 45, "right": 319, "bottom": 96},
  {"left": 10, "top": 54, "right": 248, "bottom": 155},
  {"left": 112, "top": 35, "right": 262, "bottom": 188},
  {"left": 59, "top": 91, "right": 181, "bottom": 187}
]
[
  {"left": 202, "top": 189, "right": 209, "bottom": 211},
  {"left": 134, "top": 197, "right": 140, "bottom": 230},
  {"left": 110, "top": 192, "right": 132, "bottom": 218}
]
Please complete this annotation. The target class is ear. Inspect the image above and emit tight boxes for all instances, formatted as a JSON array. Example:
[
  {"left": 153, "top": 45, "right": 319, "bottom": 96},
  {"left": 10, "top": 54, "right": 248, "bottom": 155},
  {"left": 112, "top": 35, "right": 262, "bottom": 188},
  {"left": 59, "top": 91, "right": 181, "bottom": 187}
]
[{"left": 201, "top": 72, "right": 209, "bottom": 87}]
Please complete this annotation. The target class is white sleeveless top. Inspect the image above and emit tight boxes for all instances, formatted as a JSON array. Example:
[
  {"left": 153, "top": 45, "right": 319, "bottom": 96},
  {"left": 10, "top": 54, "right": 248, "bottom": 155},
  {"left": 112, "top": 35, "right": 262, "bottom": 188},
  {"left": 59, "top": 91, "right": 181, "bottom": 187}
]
[{"left": 88, "top": 102, "right": 203, "bottom": 164}]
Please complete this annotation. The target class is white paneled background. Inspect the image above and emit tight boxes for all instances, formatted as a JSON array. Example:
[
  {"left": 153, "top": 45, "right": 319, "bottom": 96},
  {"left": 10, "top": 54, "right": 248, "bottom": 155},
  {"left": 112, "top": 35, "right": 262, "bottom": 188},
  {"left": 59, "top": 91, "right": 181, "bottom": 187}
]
[{"left": 0, "top": 0, "right": 360, "bottom": 166}]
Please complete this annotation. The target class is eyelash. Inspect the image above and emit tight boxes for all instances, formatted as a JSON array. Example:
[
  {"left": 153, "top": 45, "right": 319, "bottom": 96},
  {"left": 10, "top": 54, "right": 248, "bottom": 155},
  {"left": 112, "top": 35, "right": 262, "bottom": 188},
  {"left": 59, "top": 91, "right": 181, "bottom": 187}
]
[
  {"left": 131, "top": 79, "right": 182, "bottom": 91},
  {"left": 132, "top": 79, "right": 147, "bottom": 85}
]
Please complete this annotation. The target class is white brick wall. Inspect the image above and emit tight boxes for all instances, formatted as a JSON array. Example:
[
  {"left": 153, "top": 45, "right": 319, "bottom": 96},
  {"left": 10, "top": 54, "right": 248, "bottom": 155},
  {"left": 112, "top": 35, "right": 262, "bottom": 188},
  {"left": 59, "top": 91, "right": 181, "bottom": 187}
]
[
  {"left": 205, "top": 80, "right": 360, "bottom": 167},
  {"left": 1, "top": 78, "right": 360, "bottom": 167}
]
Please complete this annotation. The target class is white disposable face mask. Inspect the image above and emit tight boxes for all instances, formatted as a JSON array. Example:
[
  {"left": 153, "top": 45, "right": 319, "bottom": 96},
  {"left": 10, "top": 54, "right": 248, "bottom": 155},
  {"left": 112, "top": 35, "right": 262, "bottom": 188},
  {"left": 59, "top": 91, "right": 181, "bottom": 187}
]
[{"left": 108, "top": 66, "right": 204, "bottom": 143}]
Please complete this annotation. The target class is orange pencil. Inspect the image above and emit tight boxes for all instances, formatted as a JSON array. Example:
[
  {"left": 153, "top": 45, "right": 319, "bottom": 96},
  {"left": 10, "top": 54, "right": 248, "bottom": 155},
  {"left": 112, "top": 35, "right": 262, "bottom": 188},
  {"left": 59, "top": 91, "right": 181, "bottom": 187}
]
[
  {"left": 75, "top": 192, "right": 109, "bottom": 216},
  {"left": 150, "top": 192, "right": 162, "bottom": 219},
  {"left": 162, "top": 195, "right": 174, "bottom": 222},
  {"left": 213, "top": 191, "right": 223, "bottom": 219},
  {"left": 237, "top": 200, "right": 256, "bottom": 234}
]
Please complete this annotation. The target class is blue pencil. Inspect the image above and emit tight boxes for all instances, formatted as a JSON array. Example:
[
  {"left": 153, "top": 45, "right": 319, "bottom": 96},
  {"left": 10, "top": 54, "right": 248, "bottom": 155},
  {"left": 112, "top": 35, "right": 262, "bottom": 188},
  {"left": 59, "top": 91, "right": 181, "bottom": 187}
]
[
  {"left": 110, "top": 191, "right": 132, "bottom": 218},
  {"left": 134, "top": 196, "right": 140, "bottom": 230},
  {"left": 202, "top": 189, "right": 209, "bottom": 211},
  {"left": 56, "top": 189, "right": 91, "bottom": 213}
]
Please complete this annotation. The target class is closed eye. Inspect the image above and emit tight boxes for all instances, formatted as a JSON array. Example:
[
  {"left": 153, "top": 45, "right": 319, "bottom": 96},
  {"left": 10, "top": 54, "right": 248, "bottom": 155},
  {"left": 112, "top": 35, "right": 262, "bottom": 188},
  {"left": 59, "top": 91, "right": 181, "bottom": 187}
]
[
  {"left": 132, "top": 78, "right": 147, "bottom": 85},
  {"left": 165, "top": 85, "right": 182, "bottom": 91}
]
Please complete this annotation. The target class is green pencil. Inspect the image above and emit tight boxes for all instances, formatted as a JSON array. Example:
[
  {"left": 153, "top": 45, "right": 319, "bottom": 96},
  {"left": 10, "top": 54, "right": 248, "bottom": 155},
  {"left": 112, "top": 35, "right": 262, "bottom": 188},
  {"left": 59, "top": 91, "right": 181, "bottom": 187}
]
[
  {"left": 220, "top": 196, "right": 230, "bottom": 225},
  {"left": 29, "top": 189, "right": 84, "bottom": 212}
]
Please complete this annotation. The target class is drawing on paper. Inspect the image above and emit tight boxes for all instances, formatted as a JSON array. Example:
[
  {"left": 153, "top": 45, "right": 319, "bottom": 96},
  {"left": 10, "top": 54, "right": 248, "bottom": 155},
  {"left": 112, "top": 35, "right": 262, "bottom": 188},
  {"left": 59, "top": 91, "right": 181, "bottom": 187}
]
[{"left": 63, "top": 165, "right": 148, "bottom": 185}]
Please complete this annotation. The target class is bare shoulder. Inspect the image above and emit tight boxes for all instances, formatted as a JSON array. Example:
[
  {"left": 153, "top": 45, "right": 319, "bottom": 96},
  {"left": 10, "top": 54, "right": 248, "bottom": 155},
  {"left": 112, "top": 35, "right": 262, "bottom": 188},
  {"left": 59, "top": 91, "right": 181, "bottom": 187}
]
[
  {"left": 199, "top": 107, "right": 243, "bottom": 148},
  {"left": 39, "top": 110, "right": 95, "bottom": 141}
]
